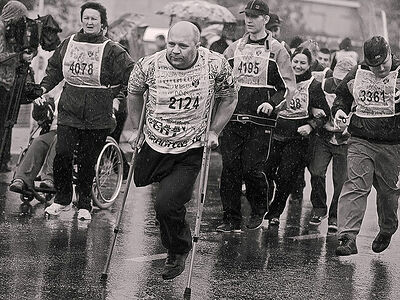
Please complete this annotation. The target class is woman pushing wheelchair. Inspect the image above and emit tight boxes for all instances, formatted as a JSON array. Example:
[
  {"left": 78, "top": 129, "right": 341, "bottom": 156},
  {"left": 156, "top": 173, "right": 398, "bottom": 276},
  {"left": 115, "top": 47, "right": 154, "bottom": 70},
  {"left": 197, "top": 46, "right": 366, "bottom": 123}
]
[{"left": 31, "top": 2, "right": 134, "bottom": 220}]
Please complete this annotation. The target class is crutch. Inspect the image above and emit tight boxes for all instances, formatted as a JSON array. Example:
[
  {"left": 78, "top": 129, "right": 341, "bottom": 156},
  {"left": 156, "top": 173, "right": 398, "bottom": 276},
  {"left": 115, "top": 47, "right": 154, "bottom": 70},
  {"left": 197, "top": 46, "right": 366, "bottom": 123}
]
[
  {"left": 184, "top": 97, "right": 215, "bottom": 300},
  {"left": 101, "top": 93, "right": 147, "bottom": 281}
]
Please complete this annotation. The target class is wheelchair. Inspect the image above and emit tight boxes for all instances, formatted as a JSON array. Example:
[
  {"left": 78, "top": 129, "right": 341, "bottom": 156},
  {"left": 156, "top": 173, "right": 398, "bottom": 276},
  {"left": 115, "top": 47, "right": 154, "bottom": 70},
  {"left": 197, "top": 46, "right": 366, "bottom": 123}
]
[{"left": 15, "top": 133, "right": 124, "bottom": 210}]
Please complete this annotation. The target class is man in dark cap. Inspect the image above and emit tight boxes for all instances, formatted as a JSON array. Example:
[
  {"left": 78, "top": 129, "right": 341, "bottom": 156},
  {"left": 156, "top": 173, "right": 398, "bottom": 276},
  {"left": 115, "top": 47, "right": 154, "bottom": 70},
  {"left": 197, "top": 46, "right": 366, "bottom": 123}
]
[
  {"left": 218, "top": 0, "right": 295, "bottom": 232},
  {"left": 332, "top": 36, "right": 400, "bottom": 256},
  {"left": 266, "top": 13, "right": 291, "bottom": 54}
]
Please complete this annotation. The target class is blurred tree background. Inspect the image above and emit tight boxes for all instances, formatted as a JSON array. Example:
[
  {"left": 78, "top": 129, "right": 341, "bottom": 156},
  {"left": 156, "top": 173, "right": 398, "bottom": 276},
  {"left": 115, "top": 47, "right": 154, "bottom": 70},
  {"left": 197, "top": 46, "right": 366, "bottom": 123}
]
[
  {"left": 0, "top": 0, "right": 399, "bottom": 54},
  {"left": 216, "top": 0, "right": 400, "bottom": 54}
]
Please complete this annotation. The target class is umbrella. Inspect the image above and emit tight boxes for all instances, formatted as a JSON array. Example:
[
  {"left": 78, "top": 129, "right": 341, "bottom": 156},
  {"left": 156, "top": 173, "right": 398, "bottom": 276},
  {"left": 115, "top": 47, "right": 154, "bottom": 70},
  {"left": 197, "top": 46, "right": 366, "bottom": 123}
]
[{"left": 156, "top": 0, "right": 236, "bottom": 25}]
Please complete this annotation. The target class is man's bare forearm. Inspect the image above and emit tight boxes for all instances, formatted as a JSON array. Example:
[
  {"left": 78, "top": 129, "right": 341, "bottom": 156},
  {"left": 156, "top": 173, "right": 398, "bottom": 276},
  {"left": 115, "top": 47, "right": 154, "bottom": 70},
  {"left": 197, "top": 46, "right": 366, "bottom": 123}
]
[
  {"left": 127, "top": 93, "right": 145, "bottom": 129},
  {"left": 210, "top": 93, "right": 238, "bottom": 135}
]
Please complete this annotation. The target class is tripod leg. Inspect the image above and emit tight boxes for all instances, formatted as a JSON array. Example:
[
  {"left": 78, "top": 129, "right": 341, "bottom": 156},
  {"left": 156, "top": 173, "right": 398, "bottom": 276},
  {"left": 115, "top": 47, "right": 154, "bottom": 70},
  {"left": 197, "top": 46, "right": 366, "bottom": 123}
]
[{"left": 0, "top": 63, "right": 29, "bottom": 167}]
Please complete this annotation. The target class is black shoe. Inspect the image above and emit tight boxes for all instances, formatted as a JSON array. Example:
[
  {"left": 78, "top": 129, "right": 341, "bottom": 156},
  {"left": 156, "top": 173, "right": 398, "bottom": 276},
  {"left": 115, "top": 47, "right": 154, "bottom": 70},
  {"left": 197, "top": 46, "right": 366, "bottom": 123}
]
[
  {"left": 164, "top": 251, "right": 176, "bottom": 267},
  {"left": 372, "top": 232, "right": 392, "bottom": 253},
  {"left": 9, "top": 179, "right": 26, "bottom": 193},
  {"left": 336, "top": 234, "right": 358, "bottom": 256},
  {"left": 216, "top": 221, "right": 242, "bottom": 233},
  {"left": 246, "top": 212, "right": 267, "bottom": 230},
  {"left": 162, "top": 252, "right": 189, "bottom": 280},
  {"left": 309, "top": 214, "right": 327, "bottom": 226}
]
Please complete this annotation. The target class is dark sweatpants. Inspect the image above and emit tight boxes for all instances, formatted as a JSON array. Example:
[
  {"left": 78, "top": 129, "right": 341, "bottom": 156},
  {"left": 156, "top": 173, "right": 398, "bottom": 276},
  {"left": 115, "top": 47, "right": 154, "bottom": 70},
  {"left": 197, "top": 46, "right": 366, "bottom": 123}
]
[
  {"left": 54, "top": 125, "right": 109, "bottom": 210},
  {"left": 134, "top": 143, "right": 202, "bottom": 254},
  {"left": 220, "top": 121, "right": 272, "bottom": 225},
  {"left": 266, "top": 137, "right": 310, "bottom": 219}
]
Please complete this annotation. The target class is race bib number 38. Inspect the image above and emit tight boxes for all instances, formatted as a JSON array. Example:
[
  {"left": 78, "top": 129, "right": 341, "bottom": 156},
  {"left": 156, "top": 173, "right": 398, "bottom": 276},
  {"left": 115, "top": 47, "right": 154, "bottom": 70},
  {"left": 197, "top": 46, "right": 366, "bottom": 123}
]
[{"left": 353, "top": 68, "right": 397, "bottom": 117}]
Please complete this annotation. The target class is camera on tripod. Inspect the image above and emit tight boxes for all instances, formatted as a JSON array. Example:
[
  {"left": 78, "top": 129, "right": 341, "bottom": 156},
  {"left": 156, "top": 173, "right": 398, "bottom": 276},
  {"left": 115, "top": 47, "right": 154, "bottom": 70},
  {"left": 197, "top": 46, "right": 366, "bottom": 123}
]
[
  {"left": 0, "top": 14, "right": 62, "bottom": 167},
  {"left": 4, "top": 14, "right": 61, "bottom": 54}
]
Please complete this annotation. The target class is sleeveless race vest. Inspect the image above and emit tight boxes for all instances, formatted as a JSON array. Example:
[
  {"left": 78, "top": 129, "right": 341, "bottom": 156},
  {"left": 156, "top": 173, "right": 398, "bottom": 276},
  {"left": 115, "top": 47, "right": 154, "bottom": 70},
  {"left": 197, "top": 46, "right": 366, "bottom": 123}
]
[
  {"left": 62, "top": 35, "right": 110, "bottom": 88},
  {"left": 144, "top": 49, "right": 212, "bottom": 154},
  {"left": 279, "top": 77, "right": 314, "bottom": 119},
  {"left": 352, "top": 66, "right": 399, "bottom": 118},
  {"left": 232, "top": 38, "right": 275, "bottom": 88},
  {"left": 312, "top": 67, "right": 329, "bottom": 83}
]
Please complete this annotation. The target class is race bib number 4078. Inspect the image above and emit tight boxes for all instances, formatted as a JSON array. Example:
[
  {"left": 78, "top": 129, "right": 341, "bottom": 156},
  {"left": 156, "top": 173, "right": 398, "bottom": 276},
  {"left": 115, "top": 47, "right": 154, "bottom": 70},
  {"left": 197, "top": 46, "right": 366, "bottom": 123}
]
[{"left": 69, "top": 61, "right": 94, "bottom": 76}]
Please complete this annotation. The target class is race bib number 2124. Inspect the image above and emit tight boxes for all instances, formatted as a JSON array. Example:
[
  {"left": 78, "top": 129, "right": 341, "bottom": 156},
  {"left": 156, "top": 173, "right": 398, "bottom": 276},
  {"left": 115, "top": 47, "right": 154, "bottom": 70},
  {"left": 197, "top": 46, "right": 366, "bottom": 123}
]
[{"left": 168, "top": 96, "right": 200, "bottom": 110}]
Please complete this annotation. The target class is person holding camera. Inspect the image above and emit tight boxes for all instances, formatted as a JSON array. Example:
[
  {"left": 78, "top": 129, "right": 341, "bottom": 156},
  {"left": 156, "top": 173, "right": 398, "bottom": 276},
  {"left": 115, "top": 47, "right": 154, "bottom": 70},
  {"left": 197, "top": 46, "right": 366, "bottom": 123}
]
[
  {"left": 39, "top": 2, "right": 134, "bottom": 220},
  {"left": 0, "top": 1, "right": 34, "bottom": 172}
]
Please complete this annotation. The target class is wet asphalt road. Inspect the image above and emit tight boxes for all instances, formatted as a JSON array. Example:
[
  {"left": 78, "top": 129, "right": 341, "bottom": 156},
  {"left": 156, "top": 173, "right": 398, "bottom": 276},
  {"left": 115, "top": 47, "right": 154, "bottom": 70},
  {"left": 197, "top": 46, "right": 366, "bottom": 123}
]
[{"left": 0, "top": 142, "right": 400, "bottom": 299}]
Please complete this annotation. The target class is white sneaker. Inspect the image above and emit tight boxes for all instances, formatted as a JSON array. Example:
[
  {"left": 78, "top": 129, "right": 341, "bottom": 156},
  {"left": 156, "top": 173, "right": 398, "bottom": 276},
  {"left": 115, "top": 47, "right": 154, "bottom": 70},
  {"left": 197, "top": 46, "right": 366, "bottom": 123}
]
[
  {"left": 45, "top": 203, "right": 72, "bottom": 216},
  {"left": 77, "top": 209, "right": 92, "bottom": 220}
]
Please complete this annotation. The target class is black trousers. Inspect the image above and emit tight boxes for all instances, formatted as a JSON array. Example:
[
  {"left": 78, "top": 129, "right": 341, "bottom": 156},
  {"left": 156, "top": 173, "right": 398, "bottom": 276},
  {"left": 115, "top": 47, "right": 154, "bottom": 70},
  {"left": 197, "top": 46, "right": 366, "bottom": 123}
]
[
  {"left": 0, "top": 86, "right": 12, "bottom": 166},
  {"left": 220, "top": 122, "right": 272, "bottom": 225},
  {"left": 54, "top": 125, "right": 108, "bottom": 210},
  {"left": 134, "top": 143, "right": 202, "bottom": 254},
  {"left": 265, "top": 137, "right": 310, "bottom": 219}
]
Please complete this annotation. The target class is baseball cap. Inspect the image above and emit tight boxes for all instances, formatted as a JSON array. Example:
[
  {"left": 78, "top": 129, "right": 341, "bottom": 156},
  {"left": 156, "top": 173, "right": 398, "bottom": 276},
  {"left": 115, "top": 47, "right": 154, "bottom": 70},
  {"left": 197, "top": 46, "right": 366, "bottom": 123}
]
[
  {"left": 240, "top": 0, "right": 269, "bottom": 16},
  {"left": 364, "top": 36, "right": 390, "bottom": 67},
  {"left": 333, "top": 57, "right": 357, "bottom": 80},
  {"left": 266, "top": 13, "right": 280, "bottom": 30}
]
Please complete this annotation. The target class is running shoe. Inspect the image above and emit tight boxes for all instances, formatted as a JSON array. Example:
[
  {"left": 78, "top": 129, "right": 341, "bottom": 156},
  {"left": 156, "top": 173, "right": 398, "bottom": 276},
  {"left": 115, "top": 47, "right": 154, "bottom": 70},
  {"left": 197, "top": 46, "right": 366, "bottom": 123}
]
[
  {"left": 328, "top": 219, "right": 338, "bottom": 233},
  {"left": 216, "top": 221, "right": 242, "bottom": 233},
  {"left": 9, "top": 179, "right": 26, "bottom": 193},
  {"left": 45, "top": 203, "right": 72, "bottom": 216},
  {"left": 77, "top": 208, "right": 92, "bottom": 220},
  {"left": 309, "top": 214, "right": 327, "bottom": 226},
  {"left": 268, "top": 217, "right": 280, "bottom": 226}
]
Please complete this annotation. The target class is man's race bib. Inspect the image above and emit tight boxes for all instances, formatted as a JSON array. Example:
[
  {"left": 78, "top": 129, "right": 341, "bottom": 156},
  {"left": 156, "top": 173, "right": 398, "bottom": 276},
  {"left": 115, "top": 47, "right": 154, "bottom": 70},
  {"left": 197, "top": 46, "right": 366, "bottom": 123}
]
[
  {"left": 62, "top": 35, "right": 109, "bottom": 87},
  {"left": 233, "top": 43, "right": 273, "bottom": 88},
  {"left": 144, "top": 49, "right": 211, "bottom": 154},
  {"left": 353, "top": 66, "right": 399, "bottom": 118},
  {"left": 279, "top": 77, "right": 313, "bottom": 119}
]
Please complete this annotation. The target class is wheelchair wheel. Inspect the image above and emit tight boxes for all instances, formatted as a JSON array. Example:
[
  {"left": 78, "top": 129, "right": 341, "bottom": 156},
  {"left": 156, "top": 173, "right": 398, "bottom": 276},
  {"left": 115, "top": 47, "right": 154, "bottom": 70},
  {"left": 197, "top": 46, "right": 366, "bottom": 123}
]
[{"left": 91, "top": 137, "right": 123, "bottom": 209}]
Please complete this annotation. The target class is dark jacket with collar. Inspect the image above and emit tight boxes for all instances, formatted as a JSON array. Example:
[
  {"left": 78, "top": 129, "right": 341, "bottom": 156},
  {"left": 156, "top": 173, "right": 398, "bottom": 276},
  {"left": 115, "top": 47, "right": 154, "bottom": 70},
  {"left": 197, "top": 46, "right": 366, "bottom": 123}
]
[
  {"left": 224, "top": 31, "right": 295, "bottom": 119},
  {"left": 274, "top": 69, "right": 330, "bottom": 140},
  {"left": 332, "top": 56, "right": 400, "bottom": 143},
  {"left": 41, "top": 30, "right": 134, "bottom": 130}
]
